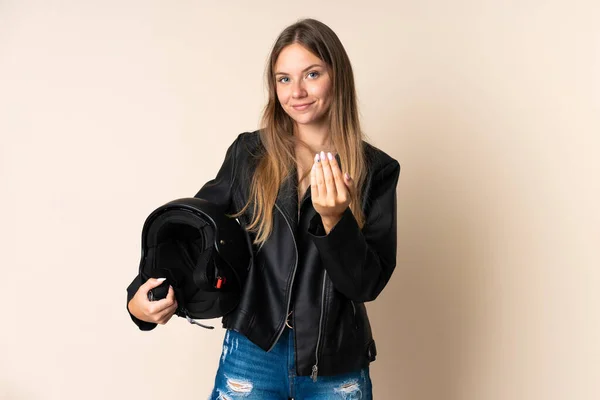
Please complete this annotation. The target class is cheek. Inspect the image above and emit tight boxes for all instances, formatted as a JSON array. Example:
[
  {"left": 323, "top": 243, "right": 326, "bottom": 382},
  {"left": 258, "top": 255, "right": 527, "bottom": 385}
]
[
  {"left": 311, "top": 81, "right": 332, "bottom": 103},
  {"left": 276, "top": 86, "right": 288, "bottom": 105},
  {"left": 323, "top": 87, "right": 333, "bottom": 106}
]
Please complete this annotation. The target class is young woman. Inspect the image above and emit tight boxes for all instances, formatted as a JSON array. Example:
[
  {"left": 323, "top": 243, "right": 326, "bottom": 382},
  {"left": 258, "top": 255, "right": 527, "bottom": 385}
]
[{"left": 127, "top": 18, "right": 400, "bottom": 399}]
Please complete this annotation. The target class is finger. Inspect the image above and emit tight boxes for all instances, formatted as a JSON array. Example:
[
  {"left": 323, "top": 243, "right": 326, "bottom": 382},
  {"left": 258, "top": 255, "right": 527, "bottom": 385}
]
[
  {"left": 149, "top": 286, "right": 176, "bottom": 314},
  {"left": 141, "top": 277, "right": 167, "bottom": 292},
  {"left": 312, "top": 153, "right": 323, "bottom": 198},
  {"left": 310, "top": 161, "right": 318, "bottom": 199},
  {"left": 327, "top": 152, "right": 347, "bottom": 196},
  {"left": 343, "top": 173, "right": 357, "bottom": 196},
  {"left": 321, "top": 151, "right": 337, "bottom": 198},
  {"left": 158, "top": 312, "right": 174, "bottom": 325},
  {"left": 166, "top": 285, "right": 176, "bottom": 301},
  {"left": 314, "top": 153, "right": 326, "bottom": 198},
  {"left": 150, "top": 298, "right": 173, "bottom": 315},
  {"left": 157, "top": 302, "right": 178, "bottom": 324}
]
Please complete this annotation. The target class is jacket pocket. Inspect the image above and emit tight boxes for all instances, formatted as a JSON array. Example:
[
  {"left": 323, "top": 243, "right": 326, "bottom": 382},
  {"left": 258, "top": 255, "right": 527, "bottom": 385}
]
[{"left": 322, "top": 296, "right": 361, "bottom": 355}]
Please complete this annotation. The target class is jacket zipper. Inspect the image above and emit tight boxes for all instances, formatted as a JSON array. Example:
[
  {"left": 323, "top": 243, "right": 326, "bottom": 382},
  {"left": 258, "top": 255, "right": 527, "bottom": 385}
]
[
  {"left": 268, "top": 203, "right": 299, "bottom": 352},
  {"left": 311, "top": 269, "right": 327, "bottom": 382}
]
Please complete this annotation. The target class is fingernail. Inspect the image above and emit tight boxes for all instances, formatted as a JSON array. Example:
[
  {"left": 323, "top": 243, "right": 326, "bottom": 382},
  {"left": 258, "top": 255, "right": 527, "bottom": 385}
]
[
  {"left": 320, "top": 151, "right": 326, "bottom": 160},
  {"left": 157, "top": 277, "right": 166, "bottom": 282},
  {"left": 345, "top": 173, "right": 351, "bottom": 180},
  {"left": 315, "top": 153, "right": 320, "bottom": 162},
  {"left": 327, "top": 152, "right": 333, "bottom": 160}
]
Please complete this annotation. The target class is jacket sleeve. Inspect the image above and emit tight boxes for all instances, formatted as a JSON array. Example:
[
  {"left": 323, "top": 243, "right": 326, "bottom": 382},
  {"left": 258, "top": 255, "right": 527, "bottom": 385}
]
[
  {"left": 308, "top": 159, "right": 400, "bottom": 302},
  {"left": 193, "top": 133, "right": 242, "bottom": 208},
  {"left": 126, "top": 275, "right": 157, "bottom": 331},
  {"left": 125, "top": 134, "right": 242, "bottom": 330}
]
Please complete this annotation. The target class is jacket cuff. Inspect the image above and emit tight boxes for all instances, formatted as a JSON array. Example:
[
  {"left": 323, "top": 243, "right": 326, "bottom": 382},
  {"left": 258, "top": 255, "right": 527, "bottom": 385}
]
[
  {"left": 127, "top": 306, "right": 157, "bottom": 331},
  {"left": 126, "top": 276, "right": 158, "bottom": 331},
  {"left": 308, "top": 207, "right": 358, "bottom": 246}
]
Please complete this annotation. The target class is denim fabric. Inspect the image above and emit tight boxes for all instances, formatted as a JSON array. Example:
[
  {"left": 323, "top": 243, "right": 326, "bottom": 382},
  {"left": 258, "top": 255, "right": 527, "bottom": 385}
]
[{"left": 209, "top": 328, "right": 372, "bottom": 399}]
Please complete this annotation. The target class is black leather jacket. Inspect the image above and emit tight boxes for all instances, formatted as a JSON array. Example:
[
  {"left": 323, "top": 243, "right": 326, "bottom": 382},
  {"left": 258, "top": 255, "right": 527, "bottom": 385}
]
[{"left": 127, "top": 130, "right": 400, "bottom": 378}]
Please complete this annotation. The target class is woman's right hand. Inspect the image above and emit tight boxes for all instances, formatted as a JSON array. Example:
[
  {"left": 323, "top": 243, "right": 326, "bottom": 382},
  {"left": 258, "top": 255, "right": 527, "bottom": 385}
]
[{"left": 128, "top": 278, "right": 178, "bottom": 325}]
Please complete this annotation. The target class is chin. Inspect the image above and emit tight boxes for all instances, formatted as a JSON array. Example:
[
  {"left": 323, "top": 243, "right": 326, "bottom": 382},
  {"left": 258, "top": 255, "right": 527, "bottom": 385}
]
[
  {"left": 289, "top": 112, "right": 326, "bottom": 126},
  {"left": 293, "top": 116, "right": 317, "bottom": 125}
]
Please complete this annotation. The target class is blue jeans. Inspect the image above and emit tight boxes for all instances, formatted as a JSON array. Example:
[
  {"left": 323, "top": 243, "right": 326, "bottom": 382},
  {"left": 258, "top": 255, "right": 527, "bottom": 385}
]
[{"left": 209, "top": 328, "right": 372, "bottom": 399}]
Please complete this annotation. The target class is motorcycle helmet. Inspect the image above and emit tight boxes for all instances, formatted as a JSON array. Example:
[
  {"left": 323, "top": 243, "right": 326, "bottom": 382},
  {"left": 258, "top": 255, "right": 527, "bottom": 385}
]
[{"left": 138, "top": 197, "right": 251, "bottom": 327}]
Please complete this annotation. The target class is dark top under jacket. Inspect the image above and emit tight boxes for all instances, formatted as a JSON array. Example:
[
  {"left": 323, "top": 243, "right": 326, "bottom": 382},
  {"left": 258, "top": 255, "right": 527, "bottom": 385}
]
[{"left": 127, "top": 130, "right": 401, "bottom": 377}]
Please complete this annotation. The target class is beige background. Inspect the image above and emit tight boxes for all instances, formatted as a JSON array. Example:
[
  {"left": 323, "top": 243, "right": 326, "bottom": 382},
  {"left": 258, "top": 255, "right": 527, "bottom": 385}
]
[{"left": 1, "top": 1, "right": 599, "bottom": 399}]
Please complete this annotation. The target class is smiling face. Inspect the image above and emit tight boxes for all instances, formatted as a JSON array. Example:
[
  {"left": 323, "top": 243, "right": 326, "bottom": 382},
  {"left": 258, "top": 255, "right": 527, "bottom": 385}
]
[{"left": 274, "top": 43, "right": 333, "bottom": 129}]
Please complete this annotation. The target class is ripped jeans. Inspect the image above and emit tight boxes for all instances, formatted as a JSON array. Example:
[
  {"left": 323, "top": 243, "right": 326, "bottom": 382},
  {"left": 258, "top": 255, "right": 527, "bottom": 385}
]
[{"left": 209, "top": 327, "right": 372, "bottom": 399}]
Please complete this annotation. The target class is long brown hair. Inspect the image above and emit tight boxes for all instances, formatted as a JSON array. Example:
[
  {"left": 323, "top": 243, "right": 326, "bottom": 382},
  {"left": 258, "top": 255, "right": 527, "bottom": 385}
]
[{"left": 239, "top": 18, "right": 366, "bottom": 245}]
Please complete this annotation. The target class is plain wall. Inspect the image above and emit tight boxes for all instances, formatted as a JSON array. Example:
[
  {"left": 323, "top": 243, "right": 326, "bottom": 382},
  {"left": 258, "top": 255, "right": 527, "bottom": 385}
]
[{"left": 1, "top": 1, "right": 598, "bottom": 399}]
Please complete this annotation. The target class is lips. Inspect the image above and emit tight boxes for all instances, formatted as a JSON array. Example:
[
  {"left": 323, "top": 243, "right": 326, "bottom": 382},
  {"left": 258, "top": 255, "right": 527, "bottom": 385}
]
[{"left": 291, "top": 102, "right": 314, "bottom": 111}]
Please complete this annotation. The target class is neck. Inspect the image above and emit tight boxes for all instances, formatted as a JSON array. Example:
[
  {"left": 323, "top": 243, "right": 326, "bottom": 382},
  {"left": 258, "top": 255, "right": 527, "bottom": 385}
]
[{"left": 293, "top": 121, "right": 333, "bottom": 153}]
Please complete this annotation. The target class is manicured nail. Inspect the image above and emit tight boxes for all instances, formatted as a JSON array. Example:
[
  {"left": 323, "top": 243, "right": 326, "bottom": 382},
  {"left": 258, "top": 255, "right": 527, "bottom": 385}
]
[
  {"left": 345, "top": 173, "right": 351, "bottom": 180},
  {"left": 315, "top": 153, "right": 320, "bottom": 162},
  {"left": 327, "top": 152, "right": 333, "bottom": 160},
  {"left": 157, "top": 277, "right": 166, "bottom": 282},
  {"left": 320, "top": 151, "right": 326, "bottom": 160}
]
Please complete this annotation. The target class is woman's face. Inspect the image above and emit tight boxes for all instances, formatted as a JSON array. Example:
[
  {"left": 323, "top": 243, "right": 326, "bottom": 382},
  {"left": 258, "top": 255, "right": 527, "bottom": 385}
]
[{"left": 274, "top": 43, "right": 333, "bottom": 128}]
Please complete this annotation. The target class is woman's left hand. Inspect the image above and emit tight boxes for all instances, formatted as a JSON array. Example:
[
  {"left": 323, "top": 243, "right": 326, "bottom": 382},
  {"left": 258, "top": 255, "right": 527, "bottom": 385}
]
[{"left": 310, "top": 151, "right": 355, "bottom": 234}]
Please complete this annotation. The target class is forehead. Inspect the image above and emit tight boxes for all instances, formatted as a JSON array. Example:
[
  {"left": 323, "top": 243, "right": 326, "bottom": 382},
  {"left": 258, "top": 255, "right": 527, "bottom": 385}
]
[{"left": 274, "top": 43, "right": 324, "bottom": 73}]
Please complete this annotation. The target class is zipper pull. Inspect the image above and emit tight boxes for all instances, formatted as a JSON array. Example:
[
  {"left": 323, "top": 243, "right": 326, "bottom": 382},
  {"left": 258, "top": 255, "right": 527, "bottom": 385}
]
[
  {"left": 311, "top": 365, "right": 318, "bottom": 382},
  {"left": 182, "top": 309, "right": 215, "bottom": 329}
]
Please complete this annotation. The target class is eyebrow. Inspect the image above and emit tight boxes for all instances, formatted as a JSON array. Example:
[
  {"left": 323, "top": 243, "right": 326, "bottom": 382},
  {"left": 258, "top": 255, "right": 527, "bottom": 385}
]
[{"left": 274, "top": 64, "right": 323, "bottom": 76}]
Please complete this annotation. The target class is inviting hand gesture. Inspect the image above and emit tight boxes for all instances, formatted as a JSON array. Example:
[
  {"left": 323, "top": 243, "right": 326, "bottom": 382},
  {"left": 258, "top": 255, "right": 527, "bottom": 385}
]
[{"left": 310, "top": 151, "right": 356, "bottom": 234}]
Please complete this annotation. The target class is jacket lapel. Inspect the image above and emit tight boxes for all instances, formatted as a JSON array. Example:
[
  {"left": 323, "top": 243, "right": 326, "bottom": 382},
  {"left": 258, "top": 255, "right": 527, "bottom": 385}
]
[{"left": 274, "top": 169, "right": 299, "bottom": 232}]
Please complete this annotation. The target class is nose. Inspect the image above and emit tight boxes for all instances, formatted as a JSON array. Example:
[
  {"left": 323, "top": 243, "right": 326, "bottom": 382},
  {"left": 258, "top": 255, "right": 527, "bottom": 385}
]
[{"left": 291, "top": 80, "right": 307, "bottom": 99}]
